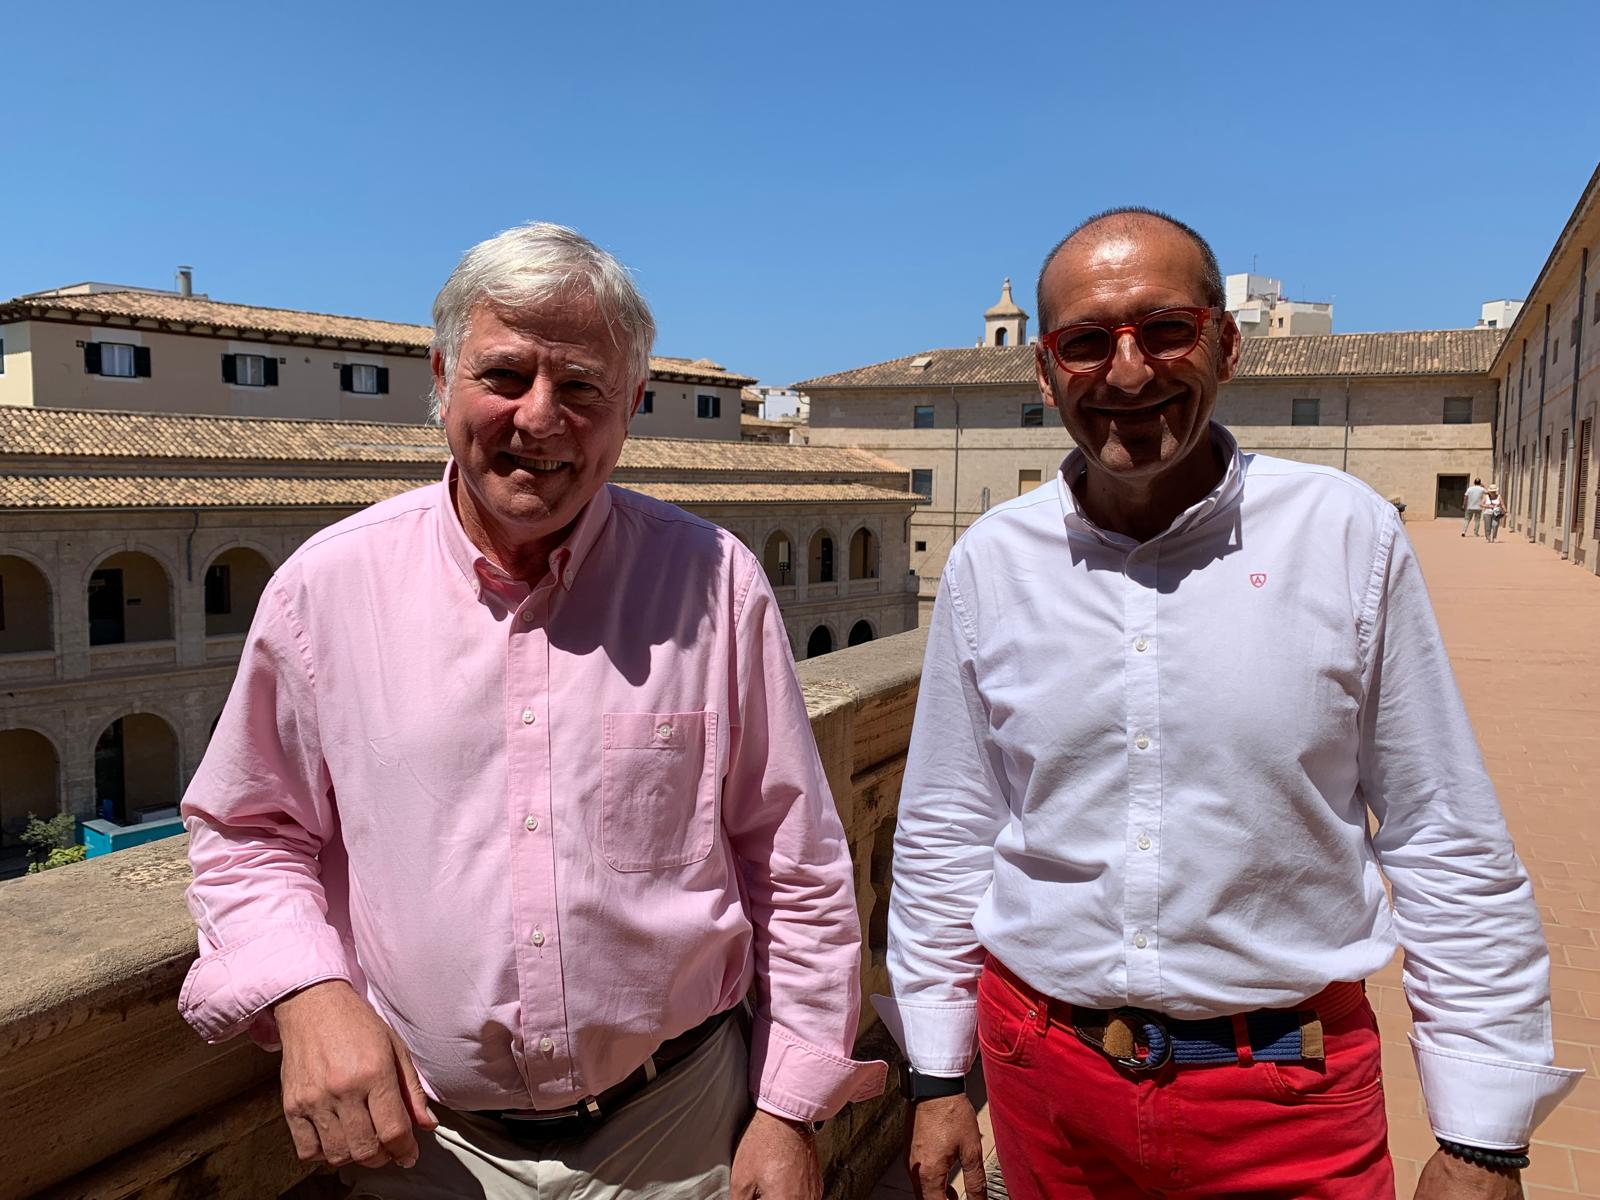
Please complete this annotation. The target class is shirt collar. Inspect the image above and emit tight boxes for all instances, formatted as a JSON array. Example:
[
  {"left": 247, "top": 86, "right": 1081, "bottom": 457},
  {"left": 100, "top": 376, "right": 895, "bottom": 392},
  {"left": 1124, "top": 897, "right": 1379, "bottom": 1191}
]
[
  {"left": 435, "top": 460, "right": 614, "bottom": 595},
  {"left": 1055, "top": 422, "right": 1246, "bottom": 548}
]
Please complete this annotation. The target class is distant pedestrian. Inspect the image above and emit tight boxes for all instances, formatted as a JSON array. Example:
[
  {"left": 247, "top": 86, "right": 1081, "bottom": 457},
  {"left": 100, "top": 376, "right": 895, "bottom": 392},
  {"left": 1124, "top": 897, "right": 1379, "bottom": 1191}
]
[
  {"left": 1483, "top": 483, "right": 1505, "bottom": 542},
  {"left": 1463, "top": 477, "right": 1486, "bottom": 536}
]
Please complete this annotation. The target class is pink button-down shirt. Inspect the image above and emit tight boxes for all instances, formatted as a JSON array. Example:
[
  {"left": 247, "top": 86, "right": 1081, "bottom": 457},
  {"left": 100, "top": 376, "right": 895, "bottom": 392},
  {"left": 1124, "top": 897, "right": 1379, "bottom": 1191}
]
[{"left": 179, "top": 469, "right": 886, "bottom": 1121}]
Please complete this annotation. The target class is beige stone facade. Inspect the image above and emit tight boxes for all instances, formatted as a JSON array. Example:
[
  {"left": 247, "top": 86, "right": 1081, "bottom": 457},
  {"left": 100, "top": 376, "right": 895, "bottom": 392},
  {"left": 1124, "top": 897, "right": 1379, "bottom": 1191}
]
[
  {"left": 0, "top": 410, "right": 918, "bottom": 866},
  {"left": 799, "top": 332, "right": 1501, "bottom": 613},
  {"left": 0, "top": 287, "right": 759, "bottom": 441},
  {"left": 1489, "top": 163, "right": 1600, "bottom": 575}
]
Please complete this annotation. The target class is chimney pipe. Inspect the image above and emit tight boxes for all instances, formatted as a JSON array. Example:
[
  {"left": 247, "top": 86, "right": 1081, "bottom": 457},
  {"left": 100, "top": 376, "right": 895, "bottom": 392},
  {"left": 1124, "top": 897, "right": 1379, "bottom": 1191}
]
[{"left": 177, "top": 266, "right": 193, "bottom": 297}]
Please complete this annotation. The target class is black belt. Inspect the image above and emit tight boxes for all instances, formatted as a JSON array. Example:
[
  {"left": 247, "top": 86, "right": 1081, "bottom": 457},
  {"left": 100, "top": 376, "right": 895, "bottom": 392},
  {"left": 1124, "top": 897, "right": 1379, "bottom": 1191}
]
[{"left": 475, "top": 1006, "right": 737, "bottom": 1141}]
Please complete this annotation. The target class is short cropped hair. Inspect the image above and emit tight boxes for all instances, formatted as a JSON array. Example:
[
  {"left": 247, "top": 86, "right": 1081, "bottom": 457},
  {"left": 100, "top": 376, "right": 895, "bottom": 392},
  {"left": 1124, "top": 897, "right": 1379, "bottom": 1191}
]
[
  {"left": 429, "top": 222, "right": 655, "bottom": 419},
  {"left": 1035, "top": 206, "right": 1225, "bottom": 330}
]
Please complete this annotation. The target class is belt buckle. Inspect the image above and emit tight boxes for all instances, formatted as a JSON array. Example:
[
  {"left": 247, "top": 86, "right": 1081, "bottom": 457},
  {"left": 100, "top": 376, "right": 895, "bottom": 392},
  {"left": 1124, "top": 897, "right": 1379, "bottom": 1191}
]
[{"left": 1107, "top": 1007, "right": 1172, "bottom": 1073}]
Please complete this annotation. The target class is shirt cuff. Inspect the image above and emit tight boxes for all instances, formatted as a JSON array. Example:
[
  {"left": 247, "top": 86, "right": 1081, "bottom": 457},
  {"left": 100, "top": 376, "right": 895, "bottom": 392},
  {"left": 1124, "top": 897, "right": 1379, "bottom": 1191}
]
[
  {"left": 748, "top": 1016, "right": 887, "bottom": 1122},
  {"left": 870, "top": 994, "right": 978, "bottom": 1077},
  {"left": 178, "top": 921, "right": 353, "bottom": 1044},
  {"left": 1410, "top": 1034, "right": 1585, "bottom": 1149}
]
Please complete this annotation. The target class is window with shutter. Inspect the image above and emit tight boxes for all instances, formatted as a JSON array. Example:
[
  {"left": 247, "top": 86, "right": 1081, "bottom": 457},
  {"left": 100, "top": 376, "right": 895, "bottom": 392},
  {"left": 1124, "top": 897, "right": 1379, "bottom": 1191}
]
[
  {"left": 376, "top": 367, "right": 390, "bottom": 394},
  {"left": 347, "top": 364, "right": 380, "bottom": 394},
  {"left": 1556, "top": 430, "right": 1568, "bottom": 526},
  {"left": 133, "top": 346, "right": 152, "bottom": 377},
  {"left": 263, "top": 357, "right": 279, "bottom": 387},
  {"left": 83, "top": 343, "right": 102, "bottom": 374},
  {"left": 221, "top": 354, "right": 237, "bottom": 384},
  {"left": 696, "top": 394, "right": 720, "bottom": 418},
  {"left": 339, "top": 364, "right": 355, "bottom": 392},
  {"left": 97, "top": 343, "right": 137, "bottom": 377},
  {"left": 1575, "top": 420, "right": 1591, "bottom": 535}
]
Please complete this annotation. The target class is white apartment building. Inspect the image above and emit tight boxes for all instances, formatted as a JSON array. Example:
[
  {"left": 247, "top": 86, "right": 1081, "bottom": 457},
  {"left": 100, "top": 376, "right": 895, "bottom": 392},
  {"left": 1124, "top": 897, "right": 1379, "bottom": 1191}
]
[{"left": 1226, "top": 272, "right": 1334, "bottom": 337}]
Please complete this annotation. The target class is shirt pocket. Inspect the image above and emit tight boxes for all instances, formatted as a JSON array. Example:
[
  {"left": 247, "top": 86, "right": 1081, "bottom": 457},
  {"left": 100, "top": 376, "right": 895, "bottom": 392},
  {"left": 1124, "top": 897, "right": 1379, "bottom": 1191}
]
[{"left": 601, "top": 711, "right": 719, "bottom": 872}]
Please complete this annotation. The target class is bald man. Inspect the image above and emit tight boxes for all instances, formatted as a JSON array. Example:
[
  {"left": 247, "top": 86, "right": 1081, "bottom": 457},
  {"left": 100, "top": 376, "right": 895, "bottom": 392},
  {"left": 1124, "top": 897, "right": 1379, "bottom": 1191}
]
[{"left": 877, "top": 209, "right": 1579, "bottom": 1200}]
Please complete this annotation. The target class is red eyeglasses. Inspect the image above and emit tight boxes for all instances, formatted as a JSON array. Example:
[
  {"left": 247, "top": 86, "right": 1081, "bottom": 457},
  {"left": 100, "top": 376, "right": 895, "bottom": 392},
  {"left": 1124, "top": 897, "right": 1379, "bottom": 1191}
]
[{"left": 1039, "top": 306, "right": 1223, "bottom": 374}]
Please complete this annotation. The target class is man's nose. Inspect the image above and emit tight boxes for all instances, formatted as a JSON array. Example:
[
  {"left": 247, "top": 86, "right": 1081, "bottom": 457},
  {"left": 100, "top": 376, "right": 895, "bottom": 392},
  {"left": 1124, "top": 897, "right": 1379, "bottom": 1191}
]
[
  {"left": 1104, "top": 330, "right": 1155, "bottom": 395},
  {"left": 512, "top": 376, "right": 566, "bottom": 437}
]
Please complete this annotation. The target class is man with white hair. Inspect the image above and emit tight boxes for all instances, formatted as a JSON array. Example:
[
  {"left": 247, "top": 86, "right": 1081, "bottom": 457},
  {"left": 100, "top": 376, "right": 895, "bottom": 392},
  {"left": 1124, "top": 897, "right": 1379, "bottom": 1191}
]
[{"left": 179, "top": 223, "right": 884, "bottom": 1198}]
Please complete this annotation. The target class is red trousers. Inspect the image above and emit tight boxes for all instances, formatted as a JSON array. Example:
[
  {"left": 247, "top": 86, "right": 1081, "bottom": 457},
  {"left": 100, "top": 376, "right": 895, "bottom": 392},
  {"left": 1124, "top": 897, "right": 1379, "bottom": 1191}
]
[{"left": 978, "top": 960, "right": 1394, "bottom": 1199}]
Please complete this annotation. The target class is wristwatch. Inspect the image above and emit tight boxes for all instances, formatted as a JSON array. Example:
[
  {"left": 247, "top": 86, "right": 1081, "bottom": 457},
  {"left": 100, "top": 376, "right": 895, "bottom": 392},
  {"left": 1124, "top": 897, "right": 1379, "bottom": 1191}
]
[{"left": 898, "top": 1061, "right": 967, "bottom": 1101}]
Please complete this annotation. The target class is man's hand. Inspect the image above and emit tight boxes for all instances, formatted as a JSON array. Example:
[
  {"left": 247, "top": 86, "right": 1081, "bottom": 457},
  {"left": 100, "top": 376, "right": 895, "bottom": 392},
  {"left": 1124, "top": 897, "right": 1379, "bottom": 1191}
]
[
  {"left": 906, "top": 1094, "right": 986, "bottom": 1199},
  {"left": 1414, "top": 1148, "right": 1523, "bottom": 1199},
  {"left": 274, "top": 979, "right": 438, "bottom": 1171},
  {"left": 730, "top": 1109, "right": 821, "bottom": 1199}
]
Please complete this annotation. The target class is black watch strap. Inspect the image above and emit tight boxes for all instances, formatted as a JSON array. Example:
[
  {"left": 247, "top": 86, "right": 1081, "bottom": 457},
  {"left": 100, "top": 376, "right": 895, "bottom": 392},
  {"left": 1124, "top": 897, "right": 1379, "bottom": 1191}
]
[{"left": 899, "top": 1062, "right": 967, "bottom": 1101}]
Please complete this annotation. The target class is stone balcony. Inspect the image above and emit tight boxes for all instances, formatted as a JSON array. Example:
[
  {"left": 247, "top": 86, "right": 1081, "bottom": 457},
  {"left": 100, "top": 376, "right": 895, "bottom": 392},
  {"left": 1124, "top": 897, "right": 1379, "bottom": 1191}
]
[{"left": 0, "top": 629, "right": 929, "bottom": 1200}]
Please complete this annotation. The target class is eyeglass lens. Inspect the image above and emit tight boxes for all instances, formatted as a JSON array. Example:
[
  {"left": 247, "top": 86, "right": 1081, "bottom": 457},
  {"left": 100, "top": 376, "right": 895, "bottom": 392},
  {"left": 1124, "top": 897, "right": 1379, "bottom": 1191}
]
[{"left": 1055, "top": 311, "right": 1201, "bottom": 370}]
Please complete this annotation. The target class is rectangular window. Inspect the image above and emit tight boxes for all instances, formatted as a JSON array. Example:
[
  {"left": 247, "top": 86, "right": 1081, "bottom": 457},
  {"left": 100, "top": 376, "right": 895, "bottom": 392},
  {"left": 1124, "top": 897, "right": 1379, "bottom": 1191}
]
[
  {"left": 1574, "top": 419, "right": 1591, "bottom": 534},
  {"left": 1018, "top": 468, "right": 1043, "bottom": 493},
  {"left": 1020, "top": 403, "right": 1044, "bottom": 428},
  {"left": 911, "top": 468, "right": 933, "bottom": 498},
  {"left": 913, "top": 404, "right": 935, "bottom": 429},
  {"left": 696, "top": 393, "right": 720, "bottom": 419},
  {"left": 1554, "top": 337, "right": 1560, "bottom": 363},
  {"left": 914, "top": 540, "right": 927, "bottom": 552},
  {"left": 204, "top": 564, "right": 231, "bottom": 615},
  {"left": 1557, "top": 429, "right": 1569, "bottom": 525},
  {"left": 339, "top": 363, "right": 389, "bottom": 394},
  {"left": 223, "top": 353, "right": 276, "bottom": 387},
  {"left": 641, "top": 390, "right": 654, "bottom": 414},
  {"left": 88, "top": 342, "right": 148, "bottom": 378},
  {"left": 1291, "top": 398, "right": 1320, "bottom": 426},
  {"left": 1443, "top": 397, "right": 1473, "bottom": 425}
]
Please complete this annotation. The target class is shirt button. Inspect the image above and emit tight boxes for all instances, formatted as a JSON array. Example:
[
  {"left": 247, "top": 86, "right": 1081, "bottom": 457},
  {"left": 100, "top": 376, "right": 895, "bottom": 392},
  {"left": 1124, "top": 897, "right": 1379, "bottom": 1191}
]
[
  {"left": 1136, "top": 833, "right": 1152, "bottom": 851},
  {"left": 1134, "top": 636, "right": 1148, "bottom": 652},
  {"left": 530, "top": 928, "right": 545, "bottom": 947},
  {"left": 538, "top": 1036, "right": 554, "bottom": 1055},
  {"left": 521, "top": 609, "right": 536, "bottom": 624},
  {"left": 521, "top": 707, "right": 536, "bottom": 725},
  {"left": 524, "top": 815, "right": 539, "bottom": 832},
  {"left": 1134, "top": 733, "right": 1151, "bottom": 750},
  {"left": 656, "top": 723, "right": 673, "bottom": 739},
  {"left": 1133, "top": 931, "right": 1149, "bottom": 950}
]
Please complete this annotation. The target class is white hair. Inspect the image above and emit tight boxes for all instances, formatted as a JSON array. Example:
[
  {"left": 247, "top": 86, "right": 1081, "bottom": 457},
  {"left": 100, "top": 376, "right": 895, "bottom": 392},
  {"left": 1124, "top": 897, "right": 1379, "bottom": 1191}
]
[{"left": 429, "top": 222, "right": 655, "bottom": 420}]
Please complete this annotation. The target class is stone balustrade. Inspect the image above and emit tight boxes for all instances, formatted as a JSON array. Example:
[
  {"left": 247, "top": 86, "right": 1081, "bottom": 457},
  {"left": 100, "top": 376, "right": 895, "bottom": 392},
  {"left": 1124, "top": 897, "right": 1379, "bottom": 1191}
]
[{"left": 0, "top": 628, "right": 928, "bottom": 1200}]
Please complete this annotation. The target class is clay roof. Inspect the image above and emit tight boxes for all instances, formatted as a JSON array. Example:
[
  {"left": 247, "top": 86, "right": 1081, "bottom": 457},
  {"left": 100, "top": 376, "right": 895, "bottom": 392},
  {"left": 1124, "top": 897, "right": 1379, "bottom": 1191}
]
[
  {"left": 0, "top": 475, "right": 913, "bottom": 511},
  {"left": 1, "top": 290, "right": 757, "bottom": 384},
  {"left": 795, "top": 328, "right": 1507, "bottom": 389},
  {"left": 0, "top": 408, "right": 905, "bottom": 483}
]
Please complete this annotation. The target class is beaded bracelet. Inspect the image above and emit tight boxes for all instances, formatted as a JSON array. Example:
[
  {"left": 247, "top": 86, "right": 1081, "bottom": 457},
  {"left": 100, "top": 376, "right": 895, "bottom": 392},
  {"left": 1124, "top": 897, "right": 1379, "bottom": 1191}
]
[{"left": 1436, "top": 1138, "right": 1531, "bottom": 1172}]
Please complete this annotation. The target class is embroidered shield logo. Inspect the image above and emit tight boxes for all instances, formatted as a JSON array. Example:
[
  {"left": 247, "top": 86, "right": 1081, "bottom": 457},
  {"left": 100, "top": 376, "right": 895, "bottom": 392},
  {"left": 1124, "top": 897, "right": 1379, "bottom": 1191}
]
[{"left": 1250, "top": 572, "right": 1267, "bottom": 589}]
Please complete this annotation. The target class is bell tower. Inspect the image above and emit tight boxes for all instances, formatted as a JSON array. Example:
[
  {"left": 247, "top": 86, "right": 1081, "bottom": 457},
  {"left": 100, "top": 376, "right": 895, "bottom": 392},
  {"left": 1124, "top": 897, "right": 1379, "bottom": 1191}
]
[{"left": 983, "top": 278, "right": 1028, "bottom": 347}]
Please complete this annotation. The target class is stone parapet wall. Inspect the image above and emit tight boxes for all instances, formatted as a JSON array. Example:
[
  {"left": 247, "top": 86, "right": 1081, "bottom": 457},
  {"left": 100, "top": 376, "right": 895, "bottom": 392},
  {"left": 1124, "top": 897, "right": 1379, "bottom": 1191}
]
[{"left": 0, "top": 629, "right": 929, "bottom": 1199}]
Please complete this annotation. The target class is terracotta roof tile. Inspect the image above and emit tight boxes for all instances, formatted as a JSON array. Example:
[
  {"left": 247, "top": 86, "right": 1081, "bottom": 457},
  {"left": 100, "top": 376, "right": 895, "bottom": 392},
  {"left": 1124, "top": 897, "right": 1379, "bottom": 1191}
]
[
  {"left": 0, "top": 475, "right": 914, "bottom": 511},
  {"left": 795, "top": 328, "right": 1506, "bottom": 389}
]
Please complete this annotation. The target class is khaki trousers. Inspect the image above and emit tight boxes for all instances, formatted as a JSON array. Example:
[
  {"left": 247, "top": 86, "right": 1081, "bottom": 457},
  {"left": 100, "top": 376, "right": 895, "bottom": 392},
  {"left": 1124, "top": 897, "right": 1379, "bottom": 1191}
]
[{"left": 344, "top": 1020, "right": 751, "bottom": 1199}]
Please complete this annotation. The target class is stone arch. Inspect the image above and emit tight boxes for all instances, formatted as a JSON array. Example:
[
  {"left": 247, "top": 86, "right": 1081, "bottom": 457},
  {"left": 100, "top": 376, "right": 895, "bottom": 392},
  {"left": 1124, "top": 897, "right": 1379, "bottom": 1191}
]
[
  {"left": 93, "top": 711, "right": 181, "bottom": 824},
  {"left": 0, "top": 726, "right": 64, "bottom": 864},
  {"left": 848, "top": 619, "right": 876, "bottom": 646},
  {"left": 0, "top": 553, "right": 55, "bottom": 654},
  {"left": 994, "top": 326, "right": 1008, "bottom": 347},
  {"left": 86, "top": 547, "right": 175, "bottom": 645},
  {"left": 848, "top": 526, "right": 879, "bottom": 581},
  {"left": 762, "top": 530, "right": 795, "bottom": 587},
  {"left": 202, "top": 545, "right": 274, "bottom": 636},
  {"left": 808, "top": 528, "right": 836, "bottom": 584},
  {"left": 806, "top": 623, "right": 835, "bottom": 659}
]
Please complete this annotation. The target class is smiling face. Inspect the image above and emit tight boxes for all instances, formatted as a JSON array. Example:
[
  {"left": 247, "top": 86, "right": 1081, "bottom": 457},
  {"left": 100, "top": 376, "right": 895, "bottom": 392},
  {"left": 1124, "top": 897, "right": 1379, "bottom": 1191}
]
[
  {"left": 433, "top": 296, "right": 643, "bottom": 573},
  {"left": 1034, "top": 220, "right": 1239, "bottom": 486}
]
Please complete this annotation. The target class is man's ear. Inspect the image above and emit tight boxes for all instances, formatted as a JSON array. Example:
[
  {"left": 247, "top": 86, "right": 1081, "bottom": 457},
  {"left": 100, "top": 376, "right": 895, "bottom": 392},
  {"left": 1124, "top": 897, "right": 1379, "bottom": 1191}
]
[
  {"left": 430, "top": 350, "right": 450, "bottom": 416},
  {"left": 1035, "top": 347, "right": 1061, "bottom": 410},
  {"left": 1215, "top": 312, "right": 1242, "bottom": 384}
]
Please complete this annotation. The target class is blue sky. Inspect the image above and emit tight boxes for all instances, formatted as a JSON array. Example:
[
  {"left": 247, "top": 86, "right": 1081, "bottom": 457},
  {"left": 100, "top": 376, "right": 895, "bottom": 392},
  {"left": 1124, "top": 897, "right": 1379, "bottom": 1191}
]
[{"left": 4, "top": 2, "right": 1596, "bottom": 389}]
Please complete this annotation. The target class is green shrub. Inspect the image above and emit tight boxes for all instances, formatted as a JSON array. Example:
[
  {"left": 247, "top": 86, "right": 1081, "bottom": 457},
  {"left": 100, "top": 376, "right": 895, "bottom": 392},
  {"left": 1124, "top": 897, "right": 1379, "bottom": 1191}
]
[
  {"left": 19, "top": 813, "right": 76, "bottom": 864},
  {"left": 26, "top": 844, "right": 87, "bottom": 874}
]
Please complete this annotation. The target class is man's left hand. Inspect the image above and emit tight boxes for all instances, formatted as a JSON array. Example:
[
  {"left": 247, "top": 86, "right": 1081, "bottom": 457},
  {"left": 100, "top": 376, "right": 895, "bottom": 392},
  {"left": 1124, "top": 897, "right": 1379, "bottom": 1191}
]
[
  {"left": 1414, "top": 1149, "right": 1523, "bottom": 1199},
  {"left": 730, "top": 1109, "right": 821, "bottom": 1199}
]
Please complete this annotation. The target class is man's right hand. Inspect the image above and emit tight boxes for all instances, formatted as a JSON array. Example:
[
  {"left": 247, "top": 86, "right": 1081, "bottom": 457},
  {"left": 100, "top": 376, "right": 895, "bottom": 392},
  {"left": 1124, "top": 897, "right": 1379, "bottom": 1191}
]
[
  {"left": 273, "top": 979, "right": 438, "bottom": 1170},
  {"left": 906, "top": 1094, "right": 987, "bottom": 1199}
]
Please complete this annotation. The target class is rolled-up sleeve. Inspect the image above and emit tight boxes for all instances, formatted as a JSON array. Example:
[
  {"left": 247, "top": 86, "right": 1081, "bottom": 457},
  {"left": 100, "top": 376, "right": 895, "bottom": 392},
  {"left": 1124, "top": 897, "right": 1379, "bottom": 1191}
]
[
  {"left": 721, "top": 561, "right": 886, "bottom": 1122},
  {"left": 1362, "top": 516, "right": 1582, "bottom": 1147},
  {"left": 872, "top": 563, "right": 1009, "bottom": 1077},
  {"left": 179, "top": 577, "right": 353, "bottom": 1045}
]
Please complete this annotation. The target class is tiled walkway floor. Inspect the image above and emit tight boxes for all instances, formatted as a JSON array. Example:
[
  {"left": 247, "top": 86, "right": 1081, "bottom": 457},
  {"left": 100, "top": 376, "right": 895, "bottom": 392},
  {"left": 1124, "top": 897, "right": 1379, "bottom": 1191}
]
[{"left": 868, "top": 519, "right": 1599, "bottom": 1199}]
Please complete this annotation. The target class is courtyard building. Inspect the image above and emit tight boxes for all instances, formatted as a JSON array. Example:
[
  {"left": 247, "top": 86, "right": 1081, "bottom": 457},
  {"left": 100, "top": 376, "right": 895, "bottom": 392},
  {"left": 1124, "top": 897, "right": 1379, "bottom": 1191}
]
[
  {"left": 0, "top": 280, "right": 754, "bottom": 438},
  {"left": 0, "top": 407, "right": 918, "bottom": 873}
]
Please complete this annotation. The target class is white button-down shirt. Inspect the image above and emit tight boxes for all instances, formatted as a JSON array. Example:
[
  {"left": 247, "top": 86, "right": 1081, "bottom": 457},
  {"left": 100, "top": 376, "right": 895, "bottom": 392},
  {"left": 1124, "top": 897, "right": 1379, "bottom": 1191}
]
[{"left": 877, "top": 426, "right": 1580, "bottom": 1149}]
